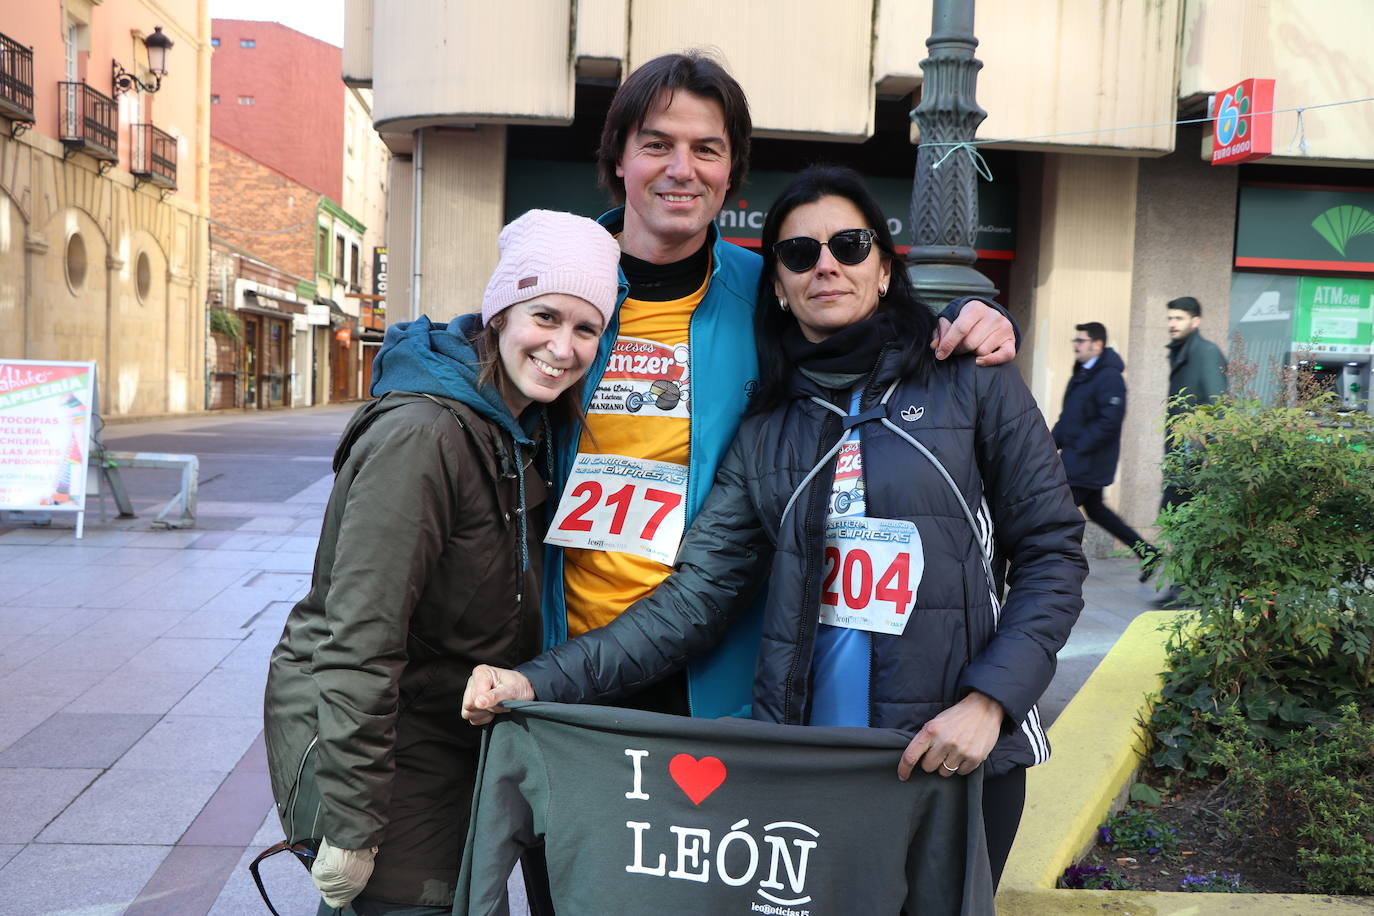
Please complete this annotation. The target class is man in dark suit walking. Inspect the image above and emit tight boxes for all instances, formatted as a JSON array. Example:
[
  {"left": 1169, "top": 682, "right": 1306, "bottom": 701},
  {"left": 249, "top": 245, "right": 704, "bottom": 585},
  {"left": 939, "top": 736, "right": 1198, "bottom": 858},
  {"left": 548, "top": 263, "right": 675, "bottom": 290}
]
[{"left": 1053, "top": 322, "right": 1159, "bottom": 580}]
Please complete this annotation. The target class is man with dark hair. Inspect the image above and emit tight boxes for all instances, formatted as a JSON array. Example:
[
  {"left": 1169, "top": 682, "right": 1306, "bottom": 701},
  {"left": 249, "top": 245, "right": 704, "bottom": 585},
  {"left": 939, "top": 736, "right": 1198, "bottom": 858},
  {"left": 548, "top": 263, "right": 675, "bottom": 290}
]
[
  {"left": 538, "top": 49, "right": 1021, "bottom": 721},
  {"left": 1154, "top": 296, "right": 1229, "bottom": 606},
  {"left": 1053, "top": 322, "right": 1159, "bottom": 580},
  {"left": 522, "top": 50, "right": 1022, "bottom": 911}
]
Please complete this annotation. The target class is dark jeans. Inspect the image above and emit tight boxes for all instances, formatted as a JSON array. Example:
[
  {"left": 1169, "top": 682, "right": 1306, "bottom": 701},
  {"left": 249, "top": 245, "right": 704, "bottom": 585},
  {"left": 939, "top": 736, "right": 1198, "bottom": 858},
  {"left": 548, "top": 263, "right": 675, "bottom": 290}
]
[{"left": 1071, "top": 486, "right": 1156, "bottom": 561}]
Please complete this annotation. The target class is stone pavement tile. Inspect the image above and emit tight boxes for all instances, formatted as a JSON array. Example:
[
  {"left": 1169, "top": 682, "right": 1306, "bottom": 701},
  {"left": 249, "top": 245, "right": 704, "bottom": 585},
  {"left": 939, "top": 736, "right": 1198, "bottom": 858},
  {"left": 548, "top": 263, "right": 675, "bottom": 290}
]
[
  {"left": 124, "top": 530, "right": 207, "bottom": 548},
  {"left": 181, "top": 768, "right": 275, "bottom": 845},
  {"left": 196, "top": 500, "right": 308, "bottom": 518},
  {"left": 0, "top": 529, "right": 63, "bottom": 545},
  {"left": 84, "top": 545, "right": 190, "bottom": 567},
  {"left": 280, "top": 535, "right": 320, "bottom": 553},
  {"left": 0, "top": 712, "right": 160, "bottom": 768},
  {"left": 124, "top": 636, "right": 241, "bottom": 674},
  {"left": 0, "top": 606, "right": 68, "bottom": 639},
  {"left": 252, "top": 551, "right": 317, "bottom": 573},
  {"left": 0, "top": 843, "right": 170, "bottom": 915},
  {"left": 195, "top": 585, "right": 286, "bottom": 622},
  {"left": 77, "top": 609, "right": 192, "bottom": 639},
  {"left": 64, "top": 668, "right": 206, "bottom": 715},
  {"left": 292, "top": 516, "right": 324, "bottom": 533},
  {"left": 168, "top": 665, "right": 269, "bottom": 719},
  {"left": 21, "top": 633, "right": 155, "bottom": 673},
  {"left": 0, "top": 767, "right": 100, "bottom": 842},
  {"left": 0, "top": 711, "right": 50, "bottom": 754},
  {"left": 0, "top": 543, "right": 37, "bottom": 562},
  {"left": 125, "top": 844, "right": 243, "bottom": 916},
  {"left": 14, "top": 564, "right": 166, "bottom": 609},
  {"left": 46, "top": 527, "right": 145, "bottom": 546},
  {"left": 123, "top": 566, "right": 256, "bottom": 612},
  {"left": 181, "top": 548, "right": 283, "bottom": 570},
  {"left": 163, "top": 607, "right": 260, "bottom": 639},
  {"left": 211, "top": 826, "right": 320, "bottom": 916},
  {"left": 0, "top": 846, "right": 20, "bottom": 871},
  {"left": 36, "top": 767, "right": 228, "bottom": 844},
  {"left": 114, "top": 715, "right": 263, "bottom": 774},
  {"left": 193, "top": 532, "right": 289, "bottom": 552},
  {"left": 31, "top": 606, "right": 111, "bottom": 636},
  {"left": 238, "top": 515, "right": 300, "bottom": 533},
  {"left": 0, "top": 632, "right": 66, "bottom": 675},
  {"left": 14, "top": 543, "right": 119, "bottom": 564},
  {"left": 0, "top": 665, "right": 107, "bottom": 719},
  {"left": 0, "top": 563, "right": 68, "bottom": 600}
]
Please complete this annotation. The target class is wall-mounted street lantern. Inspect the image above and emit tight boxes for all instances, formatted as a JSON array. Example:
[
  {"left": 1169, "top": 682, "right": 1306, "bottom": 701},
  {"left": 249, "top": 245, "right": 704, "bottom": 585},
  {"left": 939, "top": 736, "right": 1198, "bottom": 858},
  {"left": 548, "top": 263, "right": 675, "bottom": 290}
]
[{"left": 112, "top": 25, "right": 174, "bottom": 96}]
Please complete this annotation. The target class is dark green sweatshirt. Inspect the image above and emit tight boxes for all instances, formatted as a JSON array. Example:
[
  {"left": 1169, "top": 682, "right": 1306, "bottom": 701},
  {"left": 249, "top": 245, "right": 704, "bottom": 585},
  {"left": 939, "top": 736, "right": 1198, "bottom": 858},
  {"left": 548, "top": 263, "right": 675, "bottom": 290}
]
[{"left": 456, "top": 702, "right": 994, "bottom": 915}]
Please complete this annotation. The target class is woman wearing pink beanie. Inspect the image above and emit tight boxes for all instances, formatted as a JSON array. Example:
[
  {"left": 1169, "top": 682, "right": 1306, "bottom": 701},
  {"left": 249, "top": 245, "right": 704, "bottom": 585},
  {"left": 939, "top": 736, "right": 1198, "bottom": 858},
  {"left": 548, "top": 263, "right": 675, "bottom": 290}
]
[{"left": 261, "top": 210, "right": 619, "bottom": 916}]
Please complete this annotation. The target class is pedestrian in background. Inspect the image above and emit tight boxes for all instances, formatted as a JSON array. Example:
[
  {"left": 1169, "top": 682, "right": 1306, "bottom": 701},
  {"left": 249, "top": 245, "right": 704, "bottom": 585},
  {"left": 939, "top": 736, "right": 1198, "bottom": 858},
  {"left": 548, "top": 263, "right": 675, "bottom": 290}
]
[
  {"left": 259, "top": 210, "right": 619, "bottom": 916},
  {"left": 1154, "top": 296, "right": 1228, "bottom": 607},
  {"left": 1052, "top": 321, "right": 1159, "bottom": 580}
]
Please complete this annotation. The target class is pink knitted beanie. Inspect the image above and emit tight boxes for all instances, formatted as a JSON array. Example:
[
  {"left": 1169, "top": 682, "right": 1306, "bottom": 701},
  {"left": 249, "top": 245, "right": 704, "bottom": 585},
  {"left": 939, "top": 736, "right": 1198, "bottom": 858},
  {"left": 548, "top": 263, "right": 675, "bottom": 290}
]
[{"left": 481, "top": 209, "right": 621, "bottom": 326}]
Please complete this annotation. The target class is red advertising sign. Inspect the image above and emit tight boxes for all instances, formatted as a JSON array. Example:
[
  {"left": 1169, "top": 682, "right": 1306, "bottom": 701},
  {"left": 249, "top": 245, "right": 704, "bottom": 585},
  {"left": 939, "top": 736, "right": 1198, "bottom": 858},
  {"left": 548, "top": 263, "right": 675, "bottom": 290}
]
[{"left": 1211, "top": 78, "right": 1275, "bottom": 166}]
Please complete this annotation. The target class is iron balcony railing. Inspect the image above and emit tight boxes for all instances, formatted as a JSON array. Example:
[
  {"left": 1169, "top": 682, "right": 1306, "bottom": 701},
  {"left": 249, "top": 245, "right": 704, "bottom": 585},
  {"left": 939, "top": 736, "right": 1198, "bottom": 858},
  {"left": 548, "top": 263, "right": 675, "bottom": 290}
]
[
  {"left": 59, "top": 81, "right": 118, "bottom": 162},
  {"left": 132, "top": 123, "right": 177, "bottom": 188},
  {"left": 0, "top": 31, "right": 35, "bottom": 125}
]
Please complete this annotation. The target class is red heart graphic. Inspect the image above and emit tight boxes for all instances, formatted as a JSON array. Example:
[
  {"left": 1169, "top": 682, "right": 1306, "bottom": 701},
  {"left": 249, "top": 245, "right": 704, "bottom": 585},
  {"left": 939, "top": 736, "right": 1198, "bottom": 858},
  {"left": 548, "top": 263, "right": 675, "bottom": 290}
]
[{"left": 669, "top": 753, "right": 727, "bottom": 805}]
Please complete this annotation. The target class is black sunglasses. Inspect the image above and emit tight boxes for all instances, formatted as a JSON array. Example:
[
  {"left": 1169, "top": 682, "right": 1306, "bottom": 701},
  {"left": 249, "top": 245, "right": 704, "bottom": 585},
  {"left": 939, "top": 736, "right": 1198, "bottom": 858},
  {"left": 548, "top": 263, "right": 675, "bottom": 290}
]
[{"left": 773, "top": 228, "right": 876, "bottom": 272}]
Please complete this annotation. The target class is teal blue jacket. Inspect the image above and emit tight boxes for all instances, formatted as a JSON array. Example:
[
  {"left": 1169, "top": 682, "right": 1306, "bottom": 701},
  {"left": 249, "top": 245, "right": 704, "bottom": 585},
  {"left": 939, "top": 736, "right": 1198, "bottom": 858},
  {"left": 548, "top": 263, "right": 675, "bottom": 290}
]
[{"left": 540, "top": 210, "right": 766, "bottom": 719}]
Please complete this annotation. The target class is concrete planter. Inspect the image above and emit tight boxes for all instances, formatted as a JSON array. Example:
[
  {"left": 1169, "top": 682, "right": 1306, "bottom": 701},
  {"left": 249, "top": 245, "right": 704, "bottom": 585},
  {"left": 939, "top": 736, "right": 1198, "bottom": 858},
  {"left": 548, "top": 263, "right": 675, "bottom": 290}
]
[{"left": 995, "top": 611, "right": 1373, "bottom": 914}]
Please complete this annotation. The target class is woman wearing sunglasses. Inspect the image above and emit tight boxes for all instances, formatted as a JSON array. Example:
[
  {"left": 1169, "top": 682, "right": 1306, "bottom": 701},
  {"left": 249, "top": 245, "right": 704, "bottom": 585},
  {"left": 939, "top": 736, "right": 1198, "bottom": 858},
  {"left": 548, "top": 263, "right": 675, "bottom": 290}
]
[
  {"left": 464, "top": 167, "right": 1086, "bottom": 887},
  {"left": 262, "top": 210, "right": 621, "bottom": 916}
]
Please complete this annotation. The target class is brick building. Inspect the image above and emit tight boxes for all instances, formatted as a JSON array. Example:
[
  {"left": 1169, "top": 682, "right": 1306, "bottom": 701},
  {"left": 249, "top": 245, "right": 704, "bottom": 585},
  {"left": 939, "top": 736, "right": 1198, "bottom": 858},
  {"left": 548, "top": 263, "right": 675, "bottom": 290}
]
[{"left": 207, "top": 18, "right": 387, "bottom": 409}]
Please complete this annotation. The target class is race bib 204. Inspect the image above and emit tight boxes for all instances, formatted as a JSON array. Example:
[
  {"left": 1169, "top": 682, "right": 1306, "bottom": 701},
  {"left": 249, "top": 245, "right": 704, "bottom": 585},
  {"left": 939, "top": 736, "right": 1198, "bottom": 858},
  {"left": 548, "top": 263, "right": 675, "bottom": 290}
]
[
  {"left": 818, "top": 517, "right": 924, "bottom": 636},
  {"left": 545, "top": 454, "right": 688, "bottom": 565}
]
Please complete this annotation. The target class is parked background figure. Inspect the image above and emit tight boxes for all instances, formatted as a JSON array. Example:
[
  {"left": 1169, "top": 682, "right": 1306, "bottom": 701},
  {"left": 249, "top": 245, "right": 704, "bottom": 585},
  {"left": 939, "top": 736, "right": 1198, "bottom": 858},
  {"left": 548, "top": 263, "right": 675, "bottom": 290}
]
[
  {"left": 1052, "top": 321, "right": 1159, "bottom": 581},
  {"left": 1155, "top": 295, "right": 1228, "bottom": 607},
  {"left": 466, "top": 166, "right": 1087, "bottom": 889},
  {"left": 260, "top": 210, "right": 620, "bottom": 916}
]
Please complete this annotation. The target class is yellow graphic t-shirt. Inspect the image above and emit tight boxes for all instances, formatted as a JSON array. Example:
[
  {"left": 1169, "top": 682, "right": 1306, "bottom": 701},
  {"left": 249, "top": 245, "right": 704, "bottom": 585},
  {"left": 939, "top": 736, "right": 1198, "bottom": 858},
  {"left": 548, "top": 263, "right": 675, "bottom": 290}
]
[{"left": 562, "top": 274, "right": 707, "bottom": 637}]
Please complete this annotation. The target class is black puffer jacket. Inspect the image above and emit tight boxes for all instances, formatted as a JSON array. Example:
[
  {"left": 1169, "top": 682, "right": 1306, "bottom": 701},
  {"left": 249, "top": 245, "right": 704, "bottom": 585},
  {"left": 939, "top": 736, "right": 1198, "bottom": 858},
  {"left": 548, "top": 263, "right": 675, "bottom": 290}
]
[
  {"left": 520, "top": 347, "right": 1087, "bottom": 777},
  {"left": 1052, "top": 347, "right": 1127, "bottom": 489}
]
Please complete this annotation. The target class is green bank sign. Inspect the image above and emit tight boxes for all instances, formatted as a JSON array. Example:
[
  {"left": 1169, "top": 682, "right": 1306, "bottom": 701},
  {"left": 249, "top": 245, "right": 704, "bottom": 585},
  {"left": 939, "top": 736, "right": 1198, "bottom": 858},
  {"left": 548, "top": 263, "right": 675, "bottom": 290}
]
[
  {"left": 505, "top": 160, "right": 1016, "bottom": 258},
  {"left": 1236, "top": 186, "right": 1374, "bottom": 274},
  {"left": 1292, "top": 276, "right": 1374, "bottom": 355}
]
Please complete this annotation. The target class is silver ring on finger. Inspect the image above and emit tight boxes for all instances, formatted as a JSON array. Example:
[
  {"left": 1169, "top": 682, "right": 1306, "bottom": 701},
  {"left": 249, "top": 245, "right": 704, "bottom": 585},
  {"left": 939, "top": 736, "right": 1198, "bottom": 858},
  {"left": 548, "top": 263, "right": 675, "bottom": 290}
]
[{"left": 941, "top": 761, "right": 959, "bottom": 773}]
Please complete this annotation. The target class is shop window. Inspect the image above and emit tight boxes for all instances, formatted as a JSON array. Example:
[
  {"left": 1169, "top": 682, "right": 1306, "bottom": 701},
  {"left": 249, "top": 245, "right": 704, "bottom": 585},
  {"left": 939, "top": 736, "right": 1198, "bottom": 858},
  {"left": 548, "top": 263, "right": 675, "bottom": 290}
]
[
  {"left": 65, "top": 232, "right": 87, "bottom": 293},
  {"left": 135, "top": 251, "right": 152, "bottom": 302}
]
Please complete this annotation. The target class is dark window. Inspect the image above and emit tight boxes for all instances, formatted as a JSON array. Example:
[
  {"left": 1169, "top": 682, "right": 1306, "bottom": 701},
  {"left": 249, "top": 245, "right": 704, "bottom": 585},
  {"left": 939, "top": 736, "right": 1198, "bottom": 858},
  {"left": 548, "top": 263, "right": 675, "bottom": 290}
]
[
  {"left": 237, "top": 95, "right": 254, "bottom": 105},
  {"left": 210, "top": 94, "right": 220, "bottom": 104},
  {"left": 317, "top": 227, "right": 330, "bottom": 272},
  {"left": 350, "top": 244, "right": 360, "bottom": 286},
  {"left": 240, "top": 38, "right": 255, "bottom": 48},
  {"left": 210, "top": 37, "right": 220, "bottom": 47},
  {"left": 335, "top": 234, "right": 346, "bottom": 279}
]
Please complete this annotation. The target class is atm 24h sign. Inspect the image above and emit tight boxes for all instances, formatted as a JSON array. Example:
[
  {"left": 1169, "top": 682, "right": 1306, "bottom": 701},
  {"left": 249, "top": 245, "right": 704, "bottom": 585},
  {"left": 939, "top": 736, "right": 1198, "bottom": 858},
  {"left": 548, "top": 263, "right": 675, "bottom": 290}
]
[{"left": 1211, "top": 78, "right": 1275, "bottom": 166}]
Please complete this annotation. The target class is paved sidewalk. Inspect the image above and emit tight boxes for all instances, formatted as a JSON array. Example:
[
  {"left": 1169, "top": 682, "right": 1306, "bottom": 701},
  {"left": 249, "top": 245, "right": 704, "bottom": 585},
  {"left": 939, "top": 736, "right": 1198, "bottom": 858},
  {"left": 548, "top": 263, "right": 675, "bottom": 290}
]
[{"left": 0, "top": 408, "right": 1163, "bottom": 915}]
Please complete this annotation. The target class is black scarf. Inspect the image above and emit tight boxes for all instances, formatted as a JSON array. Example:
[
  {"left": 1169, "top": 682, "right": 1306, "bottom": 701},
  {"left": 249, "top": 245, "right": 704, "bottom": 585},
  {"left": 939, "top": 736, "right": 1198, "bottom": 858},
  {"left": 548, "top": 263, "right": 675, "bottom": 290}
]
[{"left": 781, "top": 309, "right": 898, "bottom": 378}]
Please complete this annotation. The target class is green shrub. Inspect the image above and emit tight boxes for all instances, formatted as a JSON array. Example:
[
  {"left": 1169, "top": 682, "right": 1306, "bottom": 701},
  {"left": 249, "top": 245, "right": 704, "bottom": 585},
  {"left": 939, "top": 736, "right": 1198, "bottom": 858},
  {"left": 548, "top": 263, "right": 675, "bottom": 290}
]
[
  {"left": 210, "top": 307, "right": 243, "bottom": 342},
  {"left": 1210, "top": 705, "right": 1374, "bottom": 896},
  {"left": 1146, "top": 392, "right": 1374, "bottom": 774}
]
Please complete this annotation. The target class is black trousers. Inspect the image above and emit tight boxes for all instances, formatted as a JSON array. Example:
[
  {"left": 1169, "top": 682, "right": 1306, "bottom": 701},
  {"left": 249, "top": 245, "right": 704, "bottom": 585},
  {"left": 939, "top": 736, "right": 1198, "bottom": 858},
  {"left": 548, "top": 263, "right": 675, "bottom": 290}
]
[{"left": 1071, "top": 486, "right": 1156, "bottom": 561}]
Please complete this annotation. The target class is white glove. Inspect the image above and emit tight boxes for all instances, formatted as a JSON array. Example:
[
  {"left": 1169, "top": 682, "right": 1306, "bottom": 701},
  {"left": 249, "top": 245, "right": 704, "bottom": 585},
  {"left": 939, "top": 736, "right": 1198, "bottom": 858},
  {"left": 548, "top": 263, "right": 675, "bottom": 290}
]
[{"left": 312, "top": 836, "right": 378, "bottom": 909}]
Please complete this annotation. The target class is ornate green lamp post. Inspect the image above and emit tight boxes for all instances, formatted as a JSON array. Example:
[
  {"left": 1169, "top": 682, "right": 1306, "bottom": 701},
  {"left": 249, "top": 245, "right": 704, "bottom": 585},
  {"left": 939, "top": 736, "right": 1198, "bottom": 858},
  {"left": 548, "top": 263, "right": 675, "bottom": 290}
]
[{"left": 908, "top": 0, "right": 998, "bottom": 309}]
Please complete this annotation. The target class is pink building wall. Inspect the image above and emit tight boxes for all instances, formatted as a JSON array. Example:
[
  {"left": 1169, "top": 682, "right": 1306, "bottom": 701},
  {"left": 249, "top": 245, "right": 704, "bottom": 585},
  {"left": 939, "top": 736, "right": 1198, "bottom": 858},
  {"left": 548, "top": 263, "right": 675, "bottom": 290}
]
[
  {"left": 1, "top": 0, "right": 204, "bottom": 177},
  {"left": 210, "top": 19, "right": 343, "bottom": 203}
]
